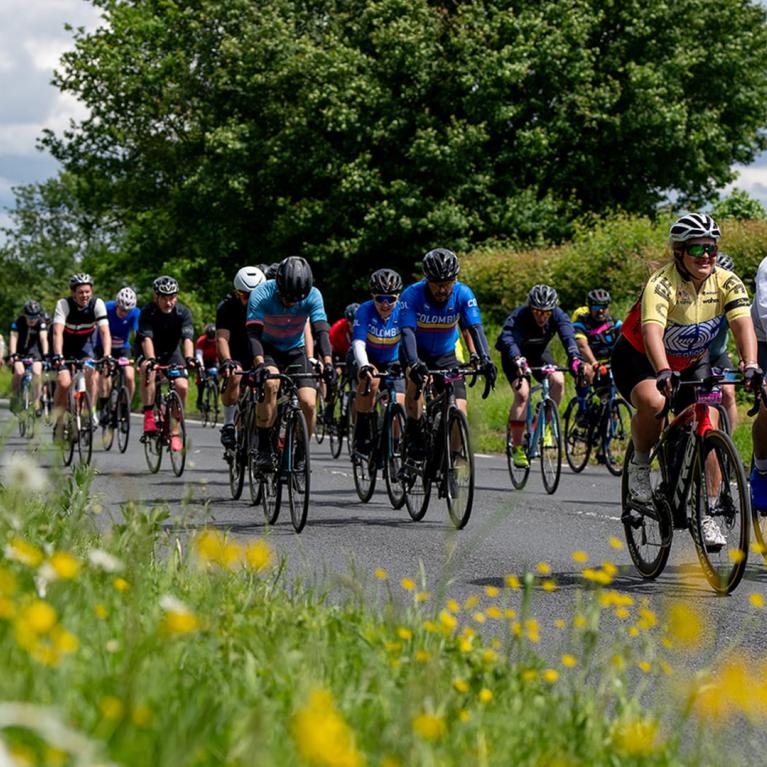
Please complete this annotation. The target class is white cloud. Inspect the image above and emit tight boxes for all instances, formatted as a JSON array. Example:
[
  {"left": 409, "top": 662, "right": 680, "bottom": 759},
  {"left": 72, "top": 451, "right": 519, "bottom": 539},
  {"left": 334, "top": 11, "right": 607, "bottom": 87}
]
[{"left": 723, "top": 155, "right": 767, "bottom": 207}]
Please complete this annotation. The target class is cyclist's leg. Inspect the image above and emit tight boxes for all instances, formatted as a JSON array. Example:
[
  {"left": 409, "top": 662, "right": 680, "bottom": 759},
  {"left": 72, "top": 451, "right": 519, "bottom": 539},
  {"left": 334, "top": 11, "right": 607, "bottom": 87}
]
[
  {"left": 501, "top": 350, "right": 531, "bottom": 447},
  {"left": 139, "top": 355, "right": 158, "bottom": 432},
  {"left": 711, "top": 349, "right": 737, "bottom": 431},
  {"left": 10, "top": 359, "right": 23, "bottom": 405},
  {"left": 30, "top": 360, "right": 43, "bottom": 408},
  {"left": 287, "top": 347, "right": 318, "bottom": 437},
  {"left": 254, "top": 346, "right": 281, "bottom": 462}
]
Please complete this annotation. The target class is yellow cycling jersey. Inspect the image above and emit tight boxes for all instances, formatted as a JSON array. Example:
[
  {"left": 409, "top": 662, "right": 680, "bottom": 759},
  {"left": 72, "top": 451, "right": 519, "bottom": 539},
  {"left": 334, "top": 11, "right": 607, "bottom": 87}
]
[{"left": 622, "top": 262, "right": 750, "bottom": 371}]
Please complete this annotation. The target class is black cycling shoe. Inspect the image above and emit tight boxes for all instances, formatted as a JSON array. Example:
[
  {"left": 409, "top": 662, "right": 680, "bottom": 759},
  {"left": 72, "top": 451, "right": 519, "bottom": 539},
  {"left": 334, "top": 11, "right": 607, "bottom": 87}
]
[
  {"left": 220, "top": 424, "right": 236, "bottom": 449},
  {"left": 255, "top": 449, "right": 275, "bottom": 472}
]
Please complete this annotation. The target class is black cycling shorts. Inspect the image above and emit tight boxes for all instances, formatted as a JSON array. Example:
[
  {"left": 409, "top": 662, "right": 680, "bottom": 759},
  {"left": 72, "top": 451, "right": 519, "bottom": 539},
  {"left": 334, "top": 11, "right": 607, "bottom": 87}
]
[
  {"left": 501, "top": 348, "right": 556, "bottom": 385},
  {"left": 418, "top": 350, "right": 467, "bottom": 400},
  {"left": 263, "top": 344, "right": 316, "bottom": 389}
]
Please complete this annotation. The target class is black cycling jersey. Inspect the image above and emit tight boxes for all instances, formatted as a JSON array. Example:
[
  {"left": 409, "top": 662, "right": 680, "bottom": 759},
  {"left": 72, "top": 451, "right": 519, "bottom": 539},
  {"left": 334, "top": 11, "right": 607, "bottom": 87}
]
[
  {"left": 53, "top": 296, "right": 108, "bottom": 355},
  {"left": 11, "top": 315, "right": 47, "bottom": 355},
  {"left": 215, "top": 293, "right": 249, "bottom": 365},
  {"left": 137, "top": 301, "right": 194, "bottom": 360}
]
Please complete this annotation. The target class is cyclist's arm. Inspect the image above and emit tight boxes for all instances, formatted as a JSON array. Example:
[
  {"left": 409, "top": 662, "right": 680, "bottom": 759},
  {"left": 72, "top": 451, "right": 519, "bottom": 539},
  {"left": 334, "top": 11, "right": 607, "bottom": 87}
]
[
  {"left": 304, "top": 320, "right": 315, "bottom": 359},
  {"left": 181, "top": 337, "right": 194, "bottom": 360},
  {"left": 8, "top": 330, "right": 17, "bottom": 356},
  {"left": 466, "top": 323, "right": 491, "bottom": 359},
  {"left": 216, "top": 328, "right": 232, "bottom": 363},
  {"left": 39, "top": 326, "right": 49, "bottom": 357},
  {"left": 401, "top": 326, "right": 418, "bottom": 367},
  {"left": 576, "top": 336, "right": 598, "bottom": 366},
  {"left": 641, "top": 322, "right": 669, "bottom": 373},
  {"left": 495, "top": 313, "right": 522, "bottom": 359},
  {"left": 730, "top": 315, "right": 758, "bottom": 367},
  {"left": 52, "top": 323, "right": 64, "bottom": 357},
  {"left": 461, "top": 326, "right": 476, "bottom": 356},
  {"left": 141, "top": 335, "right": 156, "bottom": 361},
  {"left": 554, "top": 310, "right": 581, "bottom": 362},
  {"left": 98, "top": 323, "right": 112, "bottom": 358},
  {"left": 310, "top": 319, "right": 332, "bottom": 364},
  {"left": 352, "top": 339, "right": 369, "bottom": 368},
  {"left": 247, "top": 322, "right": 265, "bottom": 365}
]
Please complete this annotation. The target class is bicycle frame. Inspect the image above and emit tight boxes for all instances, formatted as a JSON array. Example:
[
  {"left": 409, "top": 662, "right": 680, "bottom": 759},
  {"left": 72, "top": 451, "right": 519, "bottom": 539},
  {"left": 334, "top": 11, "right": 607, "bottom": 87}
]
[{"left": 524, "top": 366, "right": 563, "bottom": 457}]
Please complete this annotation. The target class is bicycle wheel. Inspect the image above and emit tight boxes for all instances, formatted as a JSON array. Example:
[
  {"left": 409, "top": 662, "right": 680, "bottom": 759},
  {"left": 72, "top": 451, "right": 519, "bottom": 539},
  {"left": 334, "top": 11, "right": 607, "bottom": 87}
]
[
  {"left": 116, "top": 387, "right": 131, "bottom": 453},
  {"left": 563, "top": 397, "right": 591, "bottom": 473},
  {"left": 247, "top": 423, "right": 264, "bottom": 506},
  {"left": 101, "top": 394, "right": 115, "bottom": 451},
  {"left": 315, "top": 387, "right": 326, "bottom": 444},
  {"left": 506, "top": 411, "right": 530, "bottom": 490},
  {"left": 17, "top": 386, "right": 28, "bottom": 437},
  {"left": 345, "top": 391, "right": 355, "bottom": 457},
  {"left": 143, "top": 402, "right": 163, "bottom": 473},
  {"left": 167, "top": 391, "right": 187, "bottom": 476},
  {"left": 713, "top": 403, "right": 730, "bottom": 436},
  {"left": 621, "top": 441, "right": 672, "bottom": 579},
  {"left": 691, "top": 430, "right": 749, "bottom": 594},
  {"left": 540, "top": 399, "right": 562, "bottom": 494},
  {"left": 288, "top": 411, "right": 311, "bottom": 532},
  {"left": 229, "top": 410, "right": 246, "bottom": 500},
  {"left": 352, "top": 416, "right": 378, "bottom": 503},
  {"left": 76, "top": 392, "right": 93, "bottom": 467},
  {"left": 446, "top": 408, "right": 474, "bottom": 529},
  {"left": 328, "top": 392, "right": 344, "bottom": 459},
  {"left": 210, "top": 378, "right": 220, "bottom": 427},
  {"left": 604, "top": 398, "right": 632, "bottom": 477},
  {"left": 61, "top": 408, "right": 76, "bottom": 467},
  {"left": 384, "top": 403, "right": 406, "bottom": 510}
]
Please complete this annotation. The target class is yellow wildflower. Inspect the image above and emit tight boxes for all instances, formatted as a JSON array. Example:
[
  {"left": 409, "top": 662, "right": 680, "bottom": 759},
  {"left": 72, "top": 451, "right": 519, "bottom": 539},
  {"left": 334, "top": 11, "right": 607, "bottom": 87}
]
[
  {"left": 750, "top": 593, "right": 765, "bottom": 609},
  {"left": 482, "top": 649, "right": 498, "bottom": 664},
  {"left": 132, "top": 705, "right": 153, "bottom": 727},
  {"left": 472, "top": 611, "right": 486, "bottom": 624},
  {"left": 464, "top": 594, "right": 480, "bottom": 609},
  {"left": 194, "top": 529, "right": 241, "bottom": 570},
  {"left": 51, "top": 626, "right": 79, "bottom": 654},
  {"left": 244, "top": 540, "right": 274, "bottom": 572},
  {"left": 638, "top": 661, "right": 652, "bottom": 673},
  {"left": 400, "top": 577, "right": 416, "bottom": 592},
  {"left": 561, "top": 654, "right": 577, "bottom": 668},
  {"left": 504, "top": 574, "right": 520, "bottom": 590},
  {"left": 94, "top": 604, "right": 108, "bottom": 620},
  {"left": 484, "top": 585, "right": 500, "bottom": 598},
  {"left": 5, "top": 537, "right": 43, "bottom": 567},
  {"left": 397, "top": 627, "right": 413, "bottom": 641},
  {"left": 571, "top": 550, "right": 588, "bottom": 563},
  {"left": 415, "top": 591, "right": 430, "bottom": 603},
  {"left": 505, "top": 608, "right": 517, "bottom": 620},
  {"left": 541, "top": 579, "right": 557, "bottom": 592},
  {"left": 458, "top": 636, "right": 473, "bottom": 653},
  {"left": 458, "top": 709, "right": 471, "bottom": 722},
  {"left": 438, "top": 609, "right": 457, "bottom": 631},
  {"left": 48, "top": 551, "right": 80, "bottom": 580},
  {"left": 637, "top": 608, "right": 657, "bottom": 630},
  {"left": 478, "top": 688, "right": 493, "bottom": 703},
  {"left": 446, "top": 598, "right": 460, "bottom": 613},
  {"left": 0, "top": 566, "right": 17, "bottom": 595},
  {"left": 665, "top": 602, "right": 703, "bottom": 648},
  {"left": 525, "top": 618, "right": 540, "bottom": 643},
  {"left": 415, "top": 650, "right": 431, "bottom": 663},
  {"left": 100, "top": 696, "right": 124, "bottom": 720},
  {"left": 17, "top": 600, "right": 56, "bottom": 635},
  {"left": 374, "top": 568, "right": 388, "bottom": 580},
  {"left": 113, "top": 577, "right": 130, "bottom": 592},
  {"left": 412, "top": 713, "right": 446, "bottom": 742},
  {"left": 160, "top": 595, "right": 199, "bottom": 636},
  {"left": 542, "top": 669, "right": 559, "bottom": 683},
  {"left": 554, "top": 618, "right": 567, "bottom": 630},
  {"left": 535, "top": 562, "right": 551, "bottom": 576},
  {"left": 453, "top": 678, "right": 470, "bottom": 694},
  {"left": 486, "top": 606, "right": 502, "bottom": 619},
  {"left": 608, "top": 536, "right": 624, "bottom": 550},
  {"left": 612, "top": 717, "right": 662, "bottom": 756}
]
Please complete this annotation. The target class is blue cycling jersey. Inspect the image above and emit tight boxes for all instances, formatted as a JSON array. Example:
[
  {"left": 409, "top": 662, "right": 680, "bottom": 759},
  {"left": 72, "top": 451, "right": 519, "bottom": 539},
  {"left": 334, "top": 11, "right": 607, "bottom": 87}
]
[
  {"left": 96, "top": 301, "right": 139, "bottom": 351},
  {"left": 352, "top": 300, "right": 401, "bottom": 366},
  {"left": 399, "top": 280, "right": 482, "bottom": 358},
  {"left": 246, "top": 280, "right": 327, "bottom": 352}
]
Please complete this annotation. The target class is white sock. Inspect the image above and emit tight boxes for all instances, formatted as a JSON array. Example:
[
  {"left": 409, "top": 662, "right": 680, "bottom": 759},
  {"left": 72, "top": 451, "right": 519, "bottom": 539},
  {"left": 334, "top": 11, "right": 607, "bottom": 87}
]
[
  {"left": 224, "top": 405, "right": 236, "bottom": 426},
  {"left": 754, "top": 456, "right": 767, "bottom": 473}
]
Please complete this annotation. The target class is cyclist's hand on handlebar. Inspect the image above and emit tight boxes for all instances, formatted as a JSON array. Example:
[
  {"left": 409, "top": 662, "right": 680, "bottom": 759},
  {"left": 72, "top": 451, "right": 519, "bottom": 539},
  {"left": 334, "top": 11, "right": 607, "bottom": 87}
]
[
  {"left": 221, "top": 358, "right": 237, "bottom": 377},
  {"left": 408, "top": 360, "right": 429, "bottom": 388},
  {"left": 358, "top": 364, "right": 375, "bottom": 382},
  {"left": 144, "top": 356, "right": 157, "bottom": 371},
  {"left": 322, "top": 362, "right": 338, "bottom": 388},
  {"left": 50, "top": 354, "right": 63, "bottom": 370},
  {"left": 512, "top": 355, "right": 528, "bottom": 378},
  {"left": 469, "top": 352, "right": 480, "bottom": 369},
  {"left": 480, "top": 357, "right": 497, "bottom": 389},
  {"left": 744, "top": 364, "right": 763, "bottom": 393},
  {"left": 185, "top": 356, "right": 198, "bottom": 370},
  {"left": 655, "top": 368, "right": 678, "bottom": 398}
]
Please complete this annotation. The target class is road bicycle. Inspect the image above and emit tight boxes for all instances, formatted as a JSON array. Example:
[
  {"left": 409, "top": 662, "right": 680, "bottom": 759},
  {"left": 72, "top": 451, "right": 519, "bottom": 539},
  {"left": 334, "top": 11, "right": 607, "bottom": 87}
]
[
  {"left": 58, "top": 359, "right": 97, "bottom": 468},
  {"left": 506, "top": 365, "right": 566, "bottom": 494},
  {"left": 563, "top": 364, "right": 632, "bottom": 476},
  {"left": 620, "top": 374, "right": 751, "bottom": 594},
  {"left": 140, "top": 364, "right": 188, "bottom": 477},
  {"left": 198, "top": 365, "right": 220, "bottom": 427},
  {"left": 222, "top": 370, "right": 261, "bottom": 503},
  {"left": 41, "top": 360, "right": 55, "bottom": 425},
  {"left": 401, "top": 366, "right": 489, "bottom": 529},
  {"left": 99, "top": 357, "right": 132, "bottom": 453},
  {"left": 12, "top": 357, "right": 37, "bottom": 439},
  {"left": 350, "top": 369, "right": 406, "bottom": 509},
  {"left": 250, "top": 372, "right": 318, "bottom": 533},
  {"left": 321, "top": 363, "right": 353, "bottom": 459}
]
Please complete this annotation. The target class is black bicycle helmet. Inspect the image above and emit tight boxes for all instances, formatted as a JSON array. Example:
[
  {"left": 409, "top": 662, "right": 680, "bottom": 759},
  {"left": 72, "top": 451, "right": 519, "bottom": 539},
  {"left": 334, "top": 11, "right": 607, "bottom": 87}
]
[
  {"left": 528, "top": 284, "right": 558, "bottom": 310},
  {"left": 669, "top": 213, "right": 721, "bottom": 243},
  {"left": 369, "top": 268, "right": 403, "bottom": 294},
  {"left": 23, "top": 300, "right": 42, "bottom": 318},
  {"left": 586, "top": 288, "right": 611, "bottom": 306},
  {"left": 153, "top": 275, "right": 179, "bottom": 295},
  {"left": 716, "top": 252, "right": 734, "bottom": 271},
  {"left": 422, "top": 248, "right": 460, "bottom": 282},
  {"left": 205, "top": 323, "right": 216, "bottom": 339},
  {"left": 265, "top": 262, "right": 280, "bottom": 280},
  {"left": 69, "top": 273, "right": 92, "bottom": 288},
  {"left": 344, "top": 303, "right": 360, "bottom": 322},
  {"left": 276, "top": 257, "right": 313, "bottom": 302}
]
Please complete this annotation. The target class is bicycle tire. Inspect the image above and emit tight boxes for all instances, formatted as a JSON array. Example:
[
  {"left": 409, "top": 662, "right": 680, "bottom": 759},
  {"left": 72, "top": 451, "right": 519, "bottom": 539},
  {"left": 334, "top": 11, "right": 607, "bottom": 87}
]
[
  {"left": 563, "top": 396, "right": 591, "bottom": 473},
  {"left": 143, "top": 400, "right": 163, "bottom": 473},
  {"left": 101, "top": 394, "right": 115, "bottom": 451},
  {"left": 604, "top": 398, "right": 631, "bottom": 477},
  {"left": 76, "top": 391, "right": 93, "bottom": 467},
  {"left": 345, "top": 391, "right": 355, "bottom": 457},
  {"left": 116, "top": 387, "right": 131, "bottom": 453},
  {"left": 621, "top": 441, "right": 672, "bottom": 579},
  {"left": 229, "top": 408, "right": 246, "bottom": 500},
  {"left": 327, "top": 391, "right": 344, "bottom": 459},
  {"left": 260, "top": 442, "right": 281, "bottom": 525},
  {"left": 446, "top": 408, "right": 474, "bottom": 529},
  {"left": 167, "top": 391, "right": 186, "bottom": 476},
  {"left": 352, "top": 412, "right": 378, "bottom": 503},
  {"left": 288, "top": 410, "right": 311, "bottom": 532},
  {"left": 540, "top": 399, "right": 562, "bottom": 494},
  {"left": 247, "top": 424, "right": 264, "bottom": 506},
  {"left": 384, "top": 403, "right": 406, "bottom": 510},
  {"left": 315, "top": 387, "right": 326, "bottom": 444},
  {"left": 506, "top": 409, "right": 531, "bottom": 490},
  {"left": 713, "top": 403, "right": 731, "bottom": 436},
  {"left": 691, "top": 429, "right": 749, "bottom": 594},
  {"left": 61, "top": 407, "right": 76, "bottom": 467}
]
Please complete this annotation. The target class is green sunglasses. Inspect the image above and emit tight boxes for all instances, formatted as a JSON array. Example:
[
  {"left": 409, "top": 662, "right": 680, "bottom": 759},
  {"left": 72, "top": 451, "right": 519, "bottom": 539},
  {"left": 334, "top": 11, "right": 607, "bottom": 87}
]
[{"left": 685, "top": 243, "right": 718, "bottom": 259}]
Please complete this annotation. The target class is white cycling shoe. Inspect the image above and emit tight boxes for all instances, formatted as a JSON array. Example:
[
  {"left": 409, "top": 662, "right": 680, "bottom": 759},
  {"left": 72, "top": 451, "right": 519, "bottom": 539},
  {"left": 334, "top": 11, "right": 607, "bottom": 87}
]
[{"left": 627, "top": 460, "right": 652, "bottom": 504}]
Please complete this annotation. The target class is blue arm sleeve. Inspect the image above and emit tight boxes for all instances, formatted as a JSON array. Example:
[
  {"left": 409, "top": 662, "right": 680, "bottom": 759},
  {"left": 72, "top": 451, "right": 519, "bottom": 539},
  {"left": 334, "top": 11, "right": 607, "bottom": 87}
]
[
  {"left": 555, "top": 309, "right": 581, "bottom": 360},
  {"left": 467, "top": 324, "right": 491, "bottom": 359},
  {"left": 401, "top": 327, "right": 418, "bottom": 366}
]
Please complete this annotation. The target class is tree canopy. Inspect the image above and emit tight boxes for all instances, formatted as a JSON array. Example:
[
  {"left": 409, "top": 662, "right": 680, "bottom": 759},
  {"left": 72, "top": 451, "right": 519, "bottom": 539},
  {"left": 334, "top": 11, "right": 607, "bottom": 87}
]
[{"left": 15, "top": 0, "right": 767, "bottom": 311}]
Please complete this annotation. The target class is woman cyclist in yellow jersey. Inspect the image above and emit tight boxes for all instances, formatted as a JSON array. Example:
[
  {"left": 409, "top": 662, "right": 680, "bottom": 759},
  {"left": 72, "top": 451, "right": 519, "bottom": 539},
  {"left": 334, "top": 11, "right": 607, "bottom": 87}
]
[{"left": 611, "top": 213, "right": 760, "bottom": 549}]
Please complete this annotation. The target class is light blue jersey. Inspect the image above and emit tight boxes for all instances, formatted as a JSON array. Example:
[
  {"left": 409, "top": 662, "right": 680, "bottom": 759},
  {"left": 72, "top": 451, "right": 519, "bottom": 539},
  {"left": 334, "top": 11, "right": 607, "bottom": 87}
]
[
  {"left": 352, "top": 300, "right": 401, "bottom": 366},
  {"left": 399, "top": 280, "right": 481, "bottom": 358},
  {"left": 95, "top": 300, "right": 139, "bottom": 352},
  {"left": 246, "top": 279, "right": 327, "bottom": 352}
]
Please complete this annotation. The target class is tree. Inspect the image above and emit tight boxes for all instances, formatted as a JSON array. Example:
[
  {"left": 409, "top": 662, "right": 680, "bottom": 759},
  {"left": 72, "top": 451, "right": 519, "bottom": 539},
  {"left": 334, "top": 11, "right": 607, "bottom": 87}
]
[
  {"left": 711, "top": 188, "right": 767, "bottom": 221},
  {"left": 38, "top": 0, "right": 767, "bottom": 311}
]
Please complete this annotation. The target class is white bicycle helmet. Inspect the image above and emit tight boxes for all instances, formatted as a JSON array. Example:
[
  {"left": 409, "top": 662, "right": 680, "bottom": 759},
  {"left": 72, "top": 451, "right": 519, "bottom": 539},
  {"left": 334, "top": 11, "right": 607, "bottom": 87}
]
[
  {"left": 116, "top": 286, "right": 137, "bottom": 310},
  {"left": 233, "top": 266, "right": 266, "bottom": 293},
  {"left": 669, "top": 213, "right": 721, "bottom": 243}
]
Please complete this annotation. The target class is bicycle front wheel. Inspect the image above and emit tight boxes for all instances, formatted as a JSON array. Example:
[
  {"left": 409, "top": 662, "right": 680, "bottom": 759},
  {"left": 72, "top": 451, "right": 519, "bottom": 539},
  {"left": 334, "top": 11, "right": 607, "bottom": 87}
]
[
  {"left": 691, "top": 430, "right": 749, "bottom": 594},
  {"left": 563, "top": 397, "right": 591, "bottom": 473},
  {"left": 315, "top": 386, "right": 326, "bottom": 444},
  {"left": 604, "top": 398, "right": 631, "bottom": 477},
  {"left": 288, "top": 410, "right": 311, "bottom": 533},
  {"left": 328, "top": 392, "right": 344, "bottom": 459},
  {"left": 506, "top": 411, "right": 530, "bottom": 490},
  {"left": 621, "top": 442, "right": 672, "bottom": 579},
  {"left": 446, "top": 409, "right": 474, "bottom": 529},
  {"left": 540, "top": 399, "right": 562, "bottom": 494},
  {"left": 117, "top": 387, "right": 131, "bottom": 453},
  {"left": 101, "top": 396, "right": 115, "bottom": 451},
  {"left": 229, "top": 412, "right": 246, "bottom": 500},
  {"left": 384, "top": 403, "right": 406, "bottom": 510},
  {"left": 345, "top": 391, "right": 355, "bottom": 457},
  {"left": 61, "top": 408, "right": 76, "bottom": 467},
  {"left": 167, "top": 391, "right": 186, "bottom": 476},
  {"left": 76, "top": 392, "right": 93, "bottom": 467}
]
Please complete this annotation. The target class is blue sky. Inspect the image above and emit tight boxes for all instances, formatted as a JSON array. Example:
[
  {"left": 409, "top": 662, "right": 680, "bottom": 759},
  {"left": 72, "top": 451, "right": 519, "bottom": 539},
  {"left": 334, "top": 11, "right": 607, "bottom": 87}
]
[{"left": 2, "top": 0, "right": 767, "bottom": 236}]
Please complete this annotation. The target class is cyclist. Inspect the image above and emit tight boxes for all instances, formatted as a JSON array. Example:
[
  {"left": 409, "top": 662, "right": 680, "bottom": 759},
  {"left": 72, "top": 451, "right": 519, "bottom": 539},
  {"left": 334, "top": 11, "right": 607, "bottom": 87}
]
[
  {"left": 613, "top": 213, "right": 758, "bottom": 549},
  {"left": 246, "top": 256, "right": 335, "bottom": 469},
  {"left": 137, "top": 276, "right": 196, "bottom": 451},
  {"left": 351, "top": 269, "right": 404, "bottom": 452},
  {"left": 496, "top": 284, "right": 583, "bottom": 469},
  {"left": 330, "top": 304, "right": 359, "bottom": 363},
  {"left": 217, "top": 265, "right": 266, "bottom": 448},
  {"left": 748, "top": 254, "right": 767, "bottom": 512},
  {"left": 194, "top": 323, "right": 218, "bottom": 412},
  {"left": 9, "top": 300, "right": 49, "bottom": 414},
  {"left": 51, "top": 274, "right": 112, "bottom": 439},
  {"left": 400, "top": 248, "right": 496, "bottom": 458},
  {"left": 95, "top": 287, "right": 139, "bottom": 421}
]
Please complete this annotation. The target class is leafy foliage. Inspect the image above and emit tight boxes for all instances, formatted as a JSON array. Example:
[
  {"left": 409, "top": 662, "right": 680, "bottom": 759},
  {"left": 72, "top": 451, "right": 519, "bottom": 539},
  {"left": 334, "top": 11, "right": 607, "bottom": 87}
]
[{"left": 711, "top": 188, "right": 767, "bottom": 221}]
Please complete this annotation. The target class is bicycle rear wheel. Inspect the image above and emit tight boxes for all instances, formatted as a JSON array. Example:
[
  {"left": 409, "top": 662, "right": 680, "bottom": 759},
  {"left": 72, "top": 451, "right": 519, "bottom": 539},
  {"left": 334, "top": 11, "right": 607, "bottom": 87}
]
[
  {"left": 563, "top": 396, "right": 591, "bottom": 473},
  {"left": 540, "top": 399, "right": 562, "bottom": 494},
  {"left": 328, "top": 392, "right": 344, "bottom": 459},
  {"left": 691, "top": 430, "right": 749, "bottom": 594},
  {"left": 229, "top": 410, "right": 246, "bottom": 500},
  {"left": 506, "top": 411, "right": 530, "bottom": 490},
  {"left": 621, "top": 442, "right": 672, "bottom": 579},
  {"left": 143, "top": 402, "right": 163, "bottom": 473},
  {"left": 116, "top": 387, "right": 131, "bottom": 453},
  {"left": 288, "top": 411, "right": 311, "bottom": 532},
  {"left": 76, "top": 392, "right": 93, "bottom": 467},
  {"left": 384, "top": 403, "right": 406, "bottom": 510},
  {"left": 315, "top": 387, "right": 326, "bottom": 444},
  {"left": 604, "top": 398, "right": 631, "bottom": 477},
  {"left": 167, "top": 391, "right": 187, "bottom": 477},
  {"left": 446, "top": 409, "right": 474, "bottom": 529}
]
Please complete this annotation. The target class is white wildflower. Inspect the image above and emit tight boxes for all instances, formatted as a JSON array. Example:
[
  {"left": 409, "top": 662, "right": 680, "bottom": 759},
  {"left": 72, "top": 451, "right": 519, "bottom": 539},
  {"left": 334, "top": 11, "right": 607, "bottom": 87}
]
[
  {"left": 2, "top": 453, "right": 47, "bottom": 493},
  {"left": 87, "top": 549, "right": 125, "bottom": 573}
]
